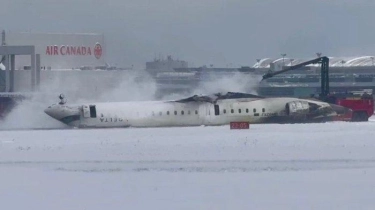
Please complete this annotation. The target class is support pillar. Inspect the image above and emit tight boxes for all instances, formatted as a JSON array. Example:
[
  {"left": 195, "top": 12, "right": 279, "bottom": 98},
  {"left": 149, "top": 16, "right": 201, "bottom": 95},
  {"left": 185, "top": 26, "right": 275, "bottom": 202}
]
[
  {"left": 0, "top": 45, "right": 37, "bottom": 92},
  {"left": 31, "top": 52, "right": 36, "bottom": 91},
  {"left": 10, "top": 55, "right": 15, "bottom": 92},
  {"left": 4, "top": 55, "right": 10, "bottom": 92},
  {"left": 36, "top": 54, "right": 41, "bottom": 91}
]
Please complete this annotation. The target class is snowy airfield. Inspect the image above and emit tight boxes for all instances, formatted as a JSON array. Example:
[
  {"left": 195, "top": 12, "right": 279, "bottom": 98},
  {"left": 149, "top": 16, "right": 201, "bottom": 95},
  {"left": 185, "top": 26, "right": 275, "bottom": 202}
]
[
  {"left": 0, "top": 117, "right": 375, "bottom": 210},
  {"left": 1, "top": 63, "right": 373, "bottom": 209}
]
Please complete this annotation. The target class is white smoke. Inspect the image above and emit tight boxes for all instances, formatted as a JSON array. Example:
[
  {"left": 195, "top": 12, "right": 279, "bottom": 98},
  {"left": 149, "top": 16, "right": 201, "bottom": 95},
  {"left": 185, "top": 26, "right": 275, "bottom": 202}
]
[
  {"left": 0, "top": 94, "right": 68, "bottom": 130},
  {"left": 0, "top": 69, "right": 261, "bottom": 130},
  {"left": 0, "top": 69, "right": 158, "bottom": 130},
  {"left": 160, "top": 72, "right": 262, "bottom": 100},
  {"left": 192, "top": 72, "right": 261, "bottom": 95},
  {"left": 0, "top": 71, "right": 97, "bottom": 130},
  {"left": 96, "top": 70, "right": 157, "bottom": 102}
]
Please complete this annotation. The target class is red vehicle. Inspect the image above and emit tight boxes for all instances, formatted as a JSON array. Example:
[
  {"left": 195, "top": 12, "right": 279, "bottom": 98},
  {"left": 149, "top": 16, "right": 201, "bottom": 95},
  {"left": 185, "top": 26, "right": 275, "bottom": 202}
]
[
  {"left": 329, "top": 90, "right": 374, "bottom": 121},
  {"left": 262, "top": 57, "right": 374, "bottom": 122}
]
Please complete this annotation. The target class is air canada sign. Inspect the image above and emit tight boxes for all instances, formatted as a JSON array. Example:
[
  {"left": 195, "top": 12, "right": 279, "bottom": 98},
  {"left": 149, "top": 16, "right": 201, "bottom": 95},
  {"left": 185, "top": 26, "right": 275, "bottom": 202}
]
[{"left": 45, "top": 42, "right": 102, "bottom": 59}]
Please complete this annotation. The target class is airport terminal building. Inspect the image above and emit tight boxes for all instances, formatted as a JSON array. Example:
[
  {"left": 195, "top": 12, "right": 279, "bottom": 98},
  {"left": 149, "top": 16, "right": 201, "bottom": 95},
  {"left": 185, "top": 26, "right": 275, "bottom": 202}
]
[
  {"left": 1, "top": 30, "right": 375, "bottom": 110},
  {"left": 2, "top": 31, "right": 106, "bottom": 70},
  {"left": 0, "top": 31, "right": 115, "bottom": 94}
]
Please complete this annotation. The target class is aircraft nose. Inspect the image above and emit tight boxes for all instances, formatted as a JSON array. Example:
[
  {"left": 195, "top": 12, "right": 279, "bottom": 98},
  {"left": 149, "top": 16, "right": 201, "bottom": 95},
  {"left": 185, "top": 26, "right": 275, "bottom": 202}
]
[
  {"left": 44, "top": 105, "right": 59, "bottom": 120},
  {"left": 44, "top": 104, "right": 81, "bottom": 125}
]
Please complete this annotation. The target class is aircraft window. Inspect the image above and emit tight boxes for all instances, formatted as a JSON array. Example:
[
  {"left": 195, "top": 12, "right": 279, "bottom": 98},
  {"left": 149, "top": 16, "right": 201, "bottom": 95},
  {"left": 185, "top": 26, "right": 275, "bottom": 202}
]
[
  {"left": 238, "top": 109, "right": 241, "bottom": 113},
  {"left": 246, "top": 108, "right": 249, "bottom": 113},
  {"left": 159, "top": 111, "right": 162, "bottom": 116},
  {"left": 223, "top": 109, "right": 226, "bottom": 114},
  {"left": 181, "top": 111, "right": 184, "bottom": 115},
  {"left": 188, "top": 110, "right": 191, "bottom": 115},
  {"left": 253, "top": 108, "right": 256, "bottom": 113},
  {"left": 174, "top": 111, "right": 177, "bottom": 115},
  {"left": 195, "top": 110, "right": 198, "bottom": 115},
  {"left": 231, "top": 109, "right": 234, "bottom": 113},
  {"left": 262, "top": 108, "right": 265, "bottom": 112},
  {"left": 167, "top": 111, "right": 170, "bottom": 115}
]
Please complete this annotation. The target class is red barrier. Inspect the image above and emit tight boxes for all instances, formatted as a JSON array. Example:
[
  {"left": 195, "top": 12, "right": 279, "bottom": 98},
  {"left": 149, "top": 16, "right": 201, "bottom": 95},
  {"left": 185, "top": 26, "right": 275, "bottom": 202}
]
[{"left": 230, "top": 122, "right": 250, "bottom": 129}]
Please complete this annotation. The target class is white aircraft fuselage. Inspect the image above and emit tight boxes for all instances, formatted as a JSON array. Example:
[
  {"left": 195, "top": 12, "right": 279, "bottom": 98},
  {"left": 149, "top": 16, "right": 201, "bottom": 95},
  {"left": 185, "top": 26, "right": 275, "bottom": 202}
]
[{"left": 44, "top": 92, "right": 351, "bottom": 128}]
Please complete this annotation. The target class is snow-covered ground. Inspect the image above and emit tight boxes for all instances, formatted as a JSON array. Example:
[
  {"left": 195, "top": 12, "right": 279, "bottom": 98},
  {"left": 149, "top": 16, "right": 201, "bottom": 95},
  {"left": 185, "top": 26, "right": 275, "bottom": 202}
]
[{"left": 1, "top": 118, "right": 375, "bottom": 210}]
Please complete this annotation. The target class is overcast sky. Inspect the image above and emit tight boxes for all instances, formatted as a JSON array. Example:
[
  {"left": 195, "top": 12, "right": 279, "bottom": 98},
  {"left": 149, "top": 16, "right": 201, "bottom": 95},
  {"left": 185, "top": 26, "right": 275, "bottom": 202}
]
[{"left": 1, "top": 0, "right": 375, "bottom": 68}]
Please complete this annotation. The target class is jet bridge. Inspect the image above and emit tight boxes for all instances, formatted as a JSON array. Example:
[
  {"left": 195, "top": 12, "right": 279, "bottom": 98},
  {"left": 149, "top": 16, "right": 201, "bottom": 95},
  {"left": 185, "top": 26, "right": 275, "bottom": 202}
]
[{"left": 0, "top": 45, "right": 41, "bottom": 92}]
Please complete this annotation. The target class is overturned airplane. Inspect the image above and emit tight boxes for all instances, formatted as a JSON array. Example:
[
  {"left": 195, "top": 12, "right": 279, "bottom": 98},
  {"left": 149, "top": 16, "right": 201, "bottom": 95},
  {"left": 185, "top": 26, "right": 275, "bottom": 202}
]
[{"left": 44, "top": 92, "right": 352, "bottom": 128}]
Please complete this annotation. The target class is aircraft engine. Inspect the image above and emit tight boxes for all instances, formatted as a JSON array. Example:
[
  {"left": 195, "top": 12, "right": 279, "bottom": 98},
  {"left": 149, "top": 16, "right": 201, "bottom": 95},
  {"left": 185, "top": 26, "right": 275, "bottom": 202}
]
[{"left": 285, "top": 101, "right": 310, "bottom": 116}]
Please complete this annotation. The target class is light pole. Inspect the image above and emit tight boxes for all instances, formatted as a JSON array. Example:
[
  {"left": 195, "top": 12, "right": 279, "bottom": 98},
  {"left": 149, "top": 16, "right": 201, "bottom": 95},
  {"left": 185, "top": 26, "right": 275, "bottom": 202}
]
[
  {"left": 371, "top": 57, "right": 374, "bottom": 66},
  {"left": 316, "top": 52, "right": 322, "bottom": 58},
  {"left": 281, "top": 53, "right": 287, "bottom": 66}
]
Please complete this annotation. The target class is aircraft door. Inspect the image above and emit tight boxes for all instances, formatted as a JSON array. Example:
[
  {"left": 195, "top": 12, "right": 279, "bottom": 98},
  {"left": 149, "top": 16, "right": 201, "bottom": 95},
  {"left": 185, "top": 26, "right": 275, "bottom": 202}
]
[
  {"left": 89, "top": 105, "right": 97, "bottom": 118},
  {"left": 200, "top": 103, "right": 216, "bottom": 124},
  {"left": 198, "top": 103, "right": 210, "bottom": 124},
  {"left": 82, "top": 105, "right": 90, "bottom": 118},
  {"left": 214, "top": 104, "right": 220, "bottom": 115}
]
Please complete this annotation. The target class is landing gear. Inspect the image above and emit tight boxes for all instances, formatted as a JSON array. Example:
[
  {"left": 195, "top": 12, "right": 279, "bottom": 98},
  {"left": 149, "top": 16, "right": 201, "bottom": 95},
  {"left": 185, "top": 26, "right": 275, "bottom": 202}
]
[{"left": 59, "top": 94, "right": 67, "bottom": 105}]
